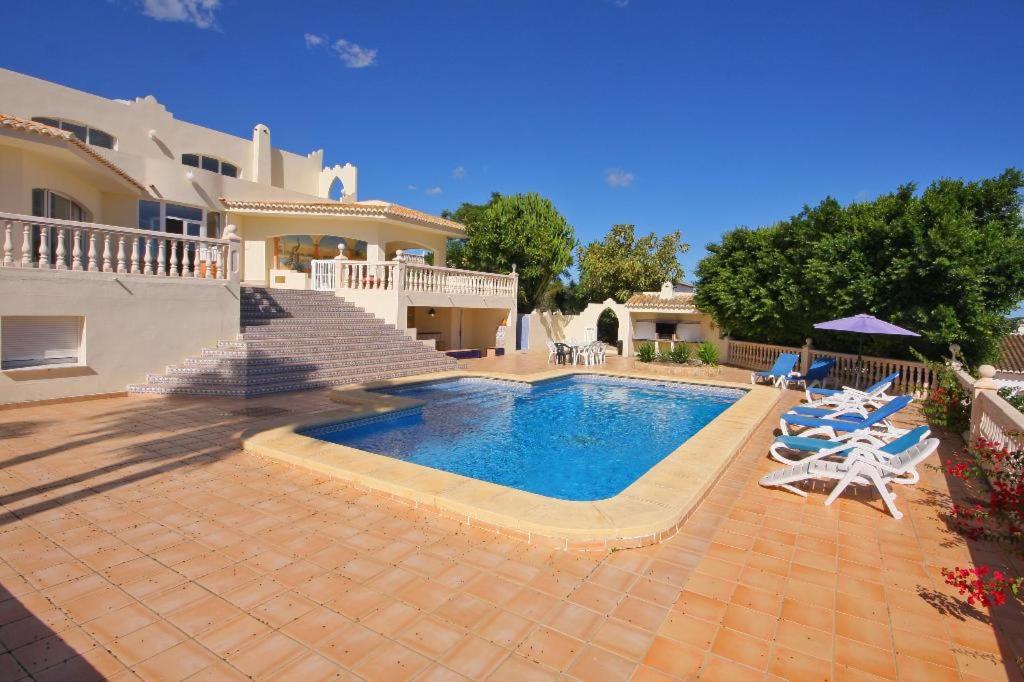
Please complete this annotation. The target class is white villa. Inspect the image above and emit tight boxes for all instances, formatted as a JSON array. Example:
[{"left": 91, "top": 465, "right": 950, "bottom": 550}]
[{"left": 0, "top": 69, "right": 516, "bottom": 404}]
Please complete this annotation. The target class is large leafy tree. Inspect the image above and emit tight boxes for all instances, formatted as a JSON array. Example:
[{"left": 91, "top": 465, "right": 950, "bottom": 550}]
[
  {"left": 577, "top": 225, "right": 689, "bottom": 303},
  {"left": 694, "top": 168, "right": 1024, "bottom": 364},
  {"left": 443, "top": 193, "right": 576, "bottom": 312}
]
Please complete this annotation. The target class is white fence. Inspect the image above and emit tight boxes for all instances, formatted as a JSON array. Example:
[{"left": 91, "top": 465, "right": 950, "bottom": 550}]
[
  {"left": 957, "top": 367, "right": 1024, "bottom": 453},
  {"left": 1, "top": 212, "right": 238, "bottom": 282},
  {"left": 725, "top": 338, "right": 936, "bottom": 396},
  {"left": 309, "top": 258, "right": 517, "bottom": 298}
]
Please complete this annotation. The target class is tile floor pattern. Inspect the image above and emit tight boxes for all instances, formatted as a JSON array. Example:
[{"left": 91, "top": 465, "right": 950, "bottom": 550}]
[{"left": 0, "top": 356, "right": 1021, "bottom": 680}]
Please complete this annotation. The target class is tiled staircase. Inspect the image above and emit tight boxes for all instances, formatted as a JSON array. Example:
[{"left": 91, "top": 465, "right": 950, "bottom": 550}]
[{"left": 128, "top": 287, "right": 461, "bottom": 397}]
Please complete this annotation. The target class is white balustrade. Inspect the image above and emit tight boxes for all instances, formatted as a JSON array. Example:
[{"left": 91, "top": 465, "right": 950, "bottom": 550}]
[
  {"left": 323, "top": 258, "right": 517, "bottom": 298},
  {"left": 0, "top": 212, "right": 239, "bottom": 283}
]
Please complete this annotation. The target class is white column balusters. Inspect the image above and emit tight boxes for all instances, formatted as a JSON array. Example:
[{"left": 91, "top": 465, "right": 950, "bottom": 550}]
[
  {"left": 204, "top": 246, "right": 213, "bottom": 279},
  {"left": 116, "top": 236, "right": 127, "bottom": 273},
  {"left": 38, "top": 227, "right": 50, "bottom": 269},
  {"left": 169, "top": 238, "right": 179, "bottom": 277},
  {"left": 156, "top": 238, "right": 166, "bottom": 276},
  {"left": 88, "top": 230, "right": 98, "bottom": 271},
  {"left": 143, "top": 238, "right": 154, "bottom": 275},
  {"left": 193, "top": 246, "right": 202, "bottom": 278},
  {"left": 21, "top": 224, "right": 31, "bottom": 267},
  {"left": 2, "top": 223, "right": 12, "bottom": 267},
  {"left": 130, "top": 237, "right": 141, "bottom": 274},
  {"left": 55, "top": 228, "right": 68, "bottom": 270},
  {"left": 102, "top": 234, "right": 112, "bottom": 272},
  {"left": 71, "top": 229, "right": 83, "bottom": 271}
]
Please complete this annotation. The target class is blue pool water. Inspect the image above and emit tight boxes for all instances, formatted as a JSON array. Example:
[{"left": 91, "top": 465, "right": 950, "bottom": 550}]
[{"left": 304, "top": 376, "right": 744, "bottom": 501}]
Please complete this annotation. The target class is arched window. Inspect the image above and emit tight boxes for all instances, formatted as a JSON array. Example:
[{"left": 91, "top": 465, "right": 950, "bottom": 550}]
[
  {"left": 328, "top": 177, "right": 343, "bottom": 201},
  {"left": 181, "top": 153, "right": 239, "bottom": 178},
  {"left": 32, "top": 117, "right": 116, "bottom": 150}
]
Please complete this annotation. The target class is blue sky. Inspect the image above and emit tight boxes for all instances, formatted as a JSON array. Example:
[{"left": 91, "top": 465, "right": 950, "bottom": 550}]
[{"left": 2, "top": 0, "right": 1022, "bottom": 280}]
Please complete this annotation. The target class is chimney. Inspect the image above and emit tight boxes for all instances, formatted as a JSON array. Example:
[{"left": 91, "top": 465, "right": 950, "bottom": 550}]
[
  {"left": 252, "top": 124, "right": 271, "bottom": 184},
  {"left": 659, "top": 281, "right": 673, "bottom": 299}
]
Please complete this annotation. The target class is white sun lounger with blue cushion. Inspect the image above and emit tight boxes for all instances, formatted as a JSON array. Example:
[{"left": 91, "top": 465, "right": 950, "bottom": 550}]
[
  {"left": 804, "top": 371, "right": 900, "bottom": 406},
  {"left": 769, "top": 424, "right": 930, "bottom": 465},
  {"left": 780, "top": 394, "right": 913, "bottom": 437},
  {"left": 759, "top": 436, "right": 939, "bottom": 519}
]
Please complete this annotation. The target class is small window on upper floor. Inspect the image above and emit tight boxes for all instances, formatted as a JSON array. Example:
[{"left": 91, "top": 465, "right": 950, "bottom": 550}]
[
  {"left": 181, "top": 154, "right": 239, "bottom": 178},
  {"left": 31, "top": 117, "right": 116, "bottom": 150}
]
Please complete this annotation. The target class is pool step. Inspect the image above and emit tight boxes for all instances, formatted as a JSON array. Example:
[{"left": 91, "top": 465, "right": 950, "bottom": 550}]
[{"left": 128, "top": 287, "right": 460, "bottom": 397}]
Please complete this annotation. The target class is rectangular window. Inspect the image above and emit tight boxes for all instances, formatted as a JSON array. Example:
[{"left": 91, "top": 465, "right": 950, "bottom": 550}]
[
  {"left": 32, "top": 117, "right": 59, "bottom": 128},
  {"left": 1, "top": 316, "right": 83, "bottom": 370},
  {"left": 139, "top": 200, "right": 162, "bottom": 230},
  {"left": 165, "top": 204, "right": 203, "bottom": 223},
  {"left": 201, "top": 156, "right": 219, "bottom": 173},
  {"left": 206, "top": 211, "right": 222, "bottom": 238},
  {"left": 60, "top": 121, "right": 88, "bottom": 143},
  {"left": 181, "top": 154, "right": 200, "bottom": 168},
  {"left": 87, "top": 128, "right": 115, "bottom": 149},
  {"left": 220, "top": 162, "right": 238, "bottom": 178}
]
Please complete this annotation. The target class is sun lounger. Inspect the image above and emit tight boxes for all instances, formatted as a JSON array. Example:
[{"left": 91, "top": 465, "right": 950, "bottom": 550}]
[
  {"left": 780, "top": 394, "right": 913, "bottom": 437},
  {"left": 759, "top": 436, "right": 939, "bottom": 519},
  {"left": 751, "top": 353, "right": 799, "bottom": 388},
  {"left": 784, "top": 358, "right": 835, "bottom": 390},
  {"left": 769, "top": 424, "right": 930, "bottom": 465},
  {"left": 805, "top": 371, "right": 899, "bottom": 406}
]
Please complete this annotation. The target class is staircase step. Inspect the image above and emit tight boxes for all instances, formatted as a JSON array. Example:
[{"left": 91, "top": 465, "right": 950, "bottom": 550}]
[{"left": 130, "top": 286, "right": 463, "bottom": 398}]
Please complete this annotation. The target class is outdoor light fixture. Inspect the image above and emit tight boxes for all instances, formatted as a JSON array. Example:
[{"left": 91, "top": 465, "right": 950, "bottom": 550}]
[
  {"left": 185, "top": 170, "right": 194, "bottom": 181},
  {"left": 428, "top": 308, "right": 436, "bottom": 317}
]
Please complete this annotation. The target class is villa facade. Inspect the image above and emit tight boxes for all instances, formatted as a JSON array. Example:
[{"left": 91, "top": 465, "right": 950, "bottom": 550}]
[{"left": 0, "top": 69, "right": 515, "bottom": 404}]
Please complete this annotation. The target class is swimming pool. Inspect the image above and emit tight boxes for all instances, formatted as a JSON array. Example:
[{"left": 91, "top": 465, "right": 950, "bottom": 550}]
[{"left": 303, "top": 375, "right": 744, "bottom": 501}]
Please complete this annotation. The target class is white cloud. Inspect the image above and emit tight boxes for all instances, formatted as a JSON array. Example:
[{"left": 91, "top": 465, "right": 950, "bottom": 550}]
[
  {"left": 139, "top": 0, "right": 220, "bottom": 29},
  {"left": 424, "top": 186, "right": 443, "bottom": 195},
  {"left": 333, "top": 39, "right": 378, "bottom": 68},
  {"left": 604, "top": 168, "right": 635, "bottom": 188},
  {"left": 452, "top": 166, "right": 466, "bottom": 180},
  {"left": 304, "top": 33, "right": 325, "bottom": 48},
  {"left": 407, "top": 184, "right": 418, "bottom": 191}
]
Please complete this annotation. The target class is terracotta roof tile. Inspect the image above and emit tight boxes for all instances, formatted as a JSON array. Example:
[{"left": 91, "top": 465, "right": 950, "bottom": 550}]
[
  {"left": 625, "top": 292, "right": 699, "bottom": 311},
  {"left": 218, "top": 198, "right": 465, "bottom": 234},
  {"left": 997, "top": 334, "right": 1024, "bottom": 373},
  {"left": 0, "top": 113, "right": 148, "bottom": 194}
]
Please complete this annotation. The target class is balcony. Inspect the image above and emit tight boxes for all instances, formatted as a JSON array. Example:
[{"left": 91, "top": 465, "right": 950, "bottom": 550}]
[{"left": 311, "top": 257, "right": 517, "bottom": 301}]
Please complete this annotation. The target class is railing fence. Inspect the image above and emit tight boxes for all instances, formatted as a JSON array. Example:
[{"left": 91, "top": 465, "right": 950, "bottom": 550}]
[{"left": 1, "top": 212, "right": 238, "bottom": 282}]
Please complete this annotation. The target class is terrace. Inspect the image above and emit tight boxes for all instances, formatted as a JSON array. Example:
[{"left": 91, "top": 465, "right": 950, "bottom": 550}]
[{"left": 0, "top": 354, "right": 1019, "bottom": 680}]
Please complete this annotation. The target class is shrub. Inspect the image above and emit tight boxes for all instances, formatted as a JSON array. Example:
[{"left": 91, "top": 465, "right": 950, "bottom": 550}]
[
  {"left": 915, "top": 354, "right": 972, "bottom": 433},
  {"left": 636, "top": 342, "right": 657, "bottom": 363},
  {"left": 669, "top": 343, "right": 692, "bottom": 364},
  {"left": 941, "top": 438, "right": 1024, "bottom": 607},
  {"left": 697, "top": 341, "right": 720, "bottom": 366},
  {"left": 998, "top": 386, "right": 1024, "bottom": 415}
]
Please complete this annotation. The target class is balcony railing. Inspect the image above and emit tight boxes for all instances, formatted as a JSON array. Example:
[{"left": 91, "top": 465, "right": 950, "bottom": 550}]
[
  {"left": 311, "top": 258, "right": 517, "bottom": 298},
  {"left": 1, "top": 212, "right": 239, "bottom": 282}
]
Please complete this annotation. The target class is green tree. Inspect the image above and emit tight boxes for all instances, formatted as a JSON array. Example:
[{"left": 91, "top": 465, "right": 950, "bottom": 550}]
[
  {"left": 577, "top": 225, "right": 689, "bottom": 303},
  {"left": 694, "top": 168, "right": 1024, "bottom": 364},
  {"left": 444, "top": 193, "right": 576, "bottom": 312}
]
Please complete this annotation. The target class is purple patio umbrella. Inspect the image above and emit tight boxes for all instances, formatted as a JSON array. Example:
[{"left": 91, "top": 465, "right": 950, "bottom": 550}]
[{"left": 813, "top": 313, "right": 919, "bottom": 357}]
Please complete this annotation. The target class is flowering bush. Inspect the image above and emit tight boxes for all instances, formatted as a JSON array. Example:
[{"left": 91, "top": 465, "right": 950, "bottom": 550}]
[
  {"left": 942, "top": 437, "right": 1024, "bottom": 606},
  {"left": 916, "top": 357, "right": 971, "bottom": 433}
]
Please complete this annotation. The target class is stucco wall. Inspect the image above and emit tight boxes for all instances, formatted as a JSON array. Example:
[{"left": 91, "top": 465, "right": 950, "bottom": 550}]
[
  {"left": 527, "top": 301, "right": 629, "bottom": 352},
  {"left": 0, "top": 269, "right": 240, "bottom": 405}
]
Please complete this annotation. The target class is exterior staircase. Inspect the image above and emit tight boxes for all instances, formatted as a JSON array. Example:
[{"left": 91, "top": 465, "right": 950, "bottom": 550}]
[{"left": 128, "top": 287, "right": 461, "bottom": 397}]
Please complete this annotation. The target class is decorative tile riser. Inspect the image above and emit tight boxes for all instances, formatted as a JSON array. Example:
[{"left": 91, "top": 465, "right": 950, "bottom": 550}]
[
  {"left": 135, "top": 362, "right": 460, "bottom": 393},
  {"left": 173, "top": 351, "right": 452, "bottom": 375},
  {"left": 146, "top": 360, "right": 458, "bottom": 387},
  {"left": 240, "top": 315, "right": 380, "bottom": 326},
  {"left": 238, "top": 329, "right": 408, "bottom": 341},
  {"left": 198, "top": 339, "right": 425, "bottom": 359}
]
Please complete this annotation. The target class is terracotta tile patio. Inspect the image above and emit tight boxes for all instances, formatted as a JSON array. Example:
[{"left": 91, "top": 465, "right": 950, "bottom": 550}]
[{"left": 0, "top": 355, "right": 1021, "bottom": 680}]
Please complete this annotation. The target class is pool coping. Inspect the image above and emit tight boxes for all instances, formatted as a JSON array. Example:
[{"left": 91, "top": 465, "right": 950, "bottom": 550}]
[{"left": 241, "top": 368, "right": 782, "bottom": 550}]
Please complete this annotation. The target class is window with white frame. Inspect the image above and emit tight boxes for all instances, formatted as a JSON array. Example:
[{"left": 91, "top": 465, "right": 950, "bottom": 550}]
[
  {"left": 1, "top": 316, "right": 83, "bottom": 370},
  {"left": 31, "top": 117, "right": 116, "bottom": 149},
  {"left": 181, "top": 153, "right": 239, "bottom": 178}
]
